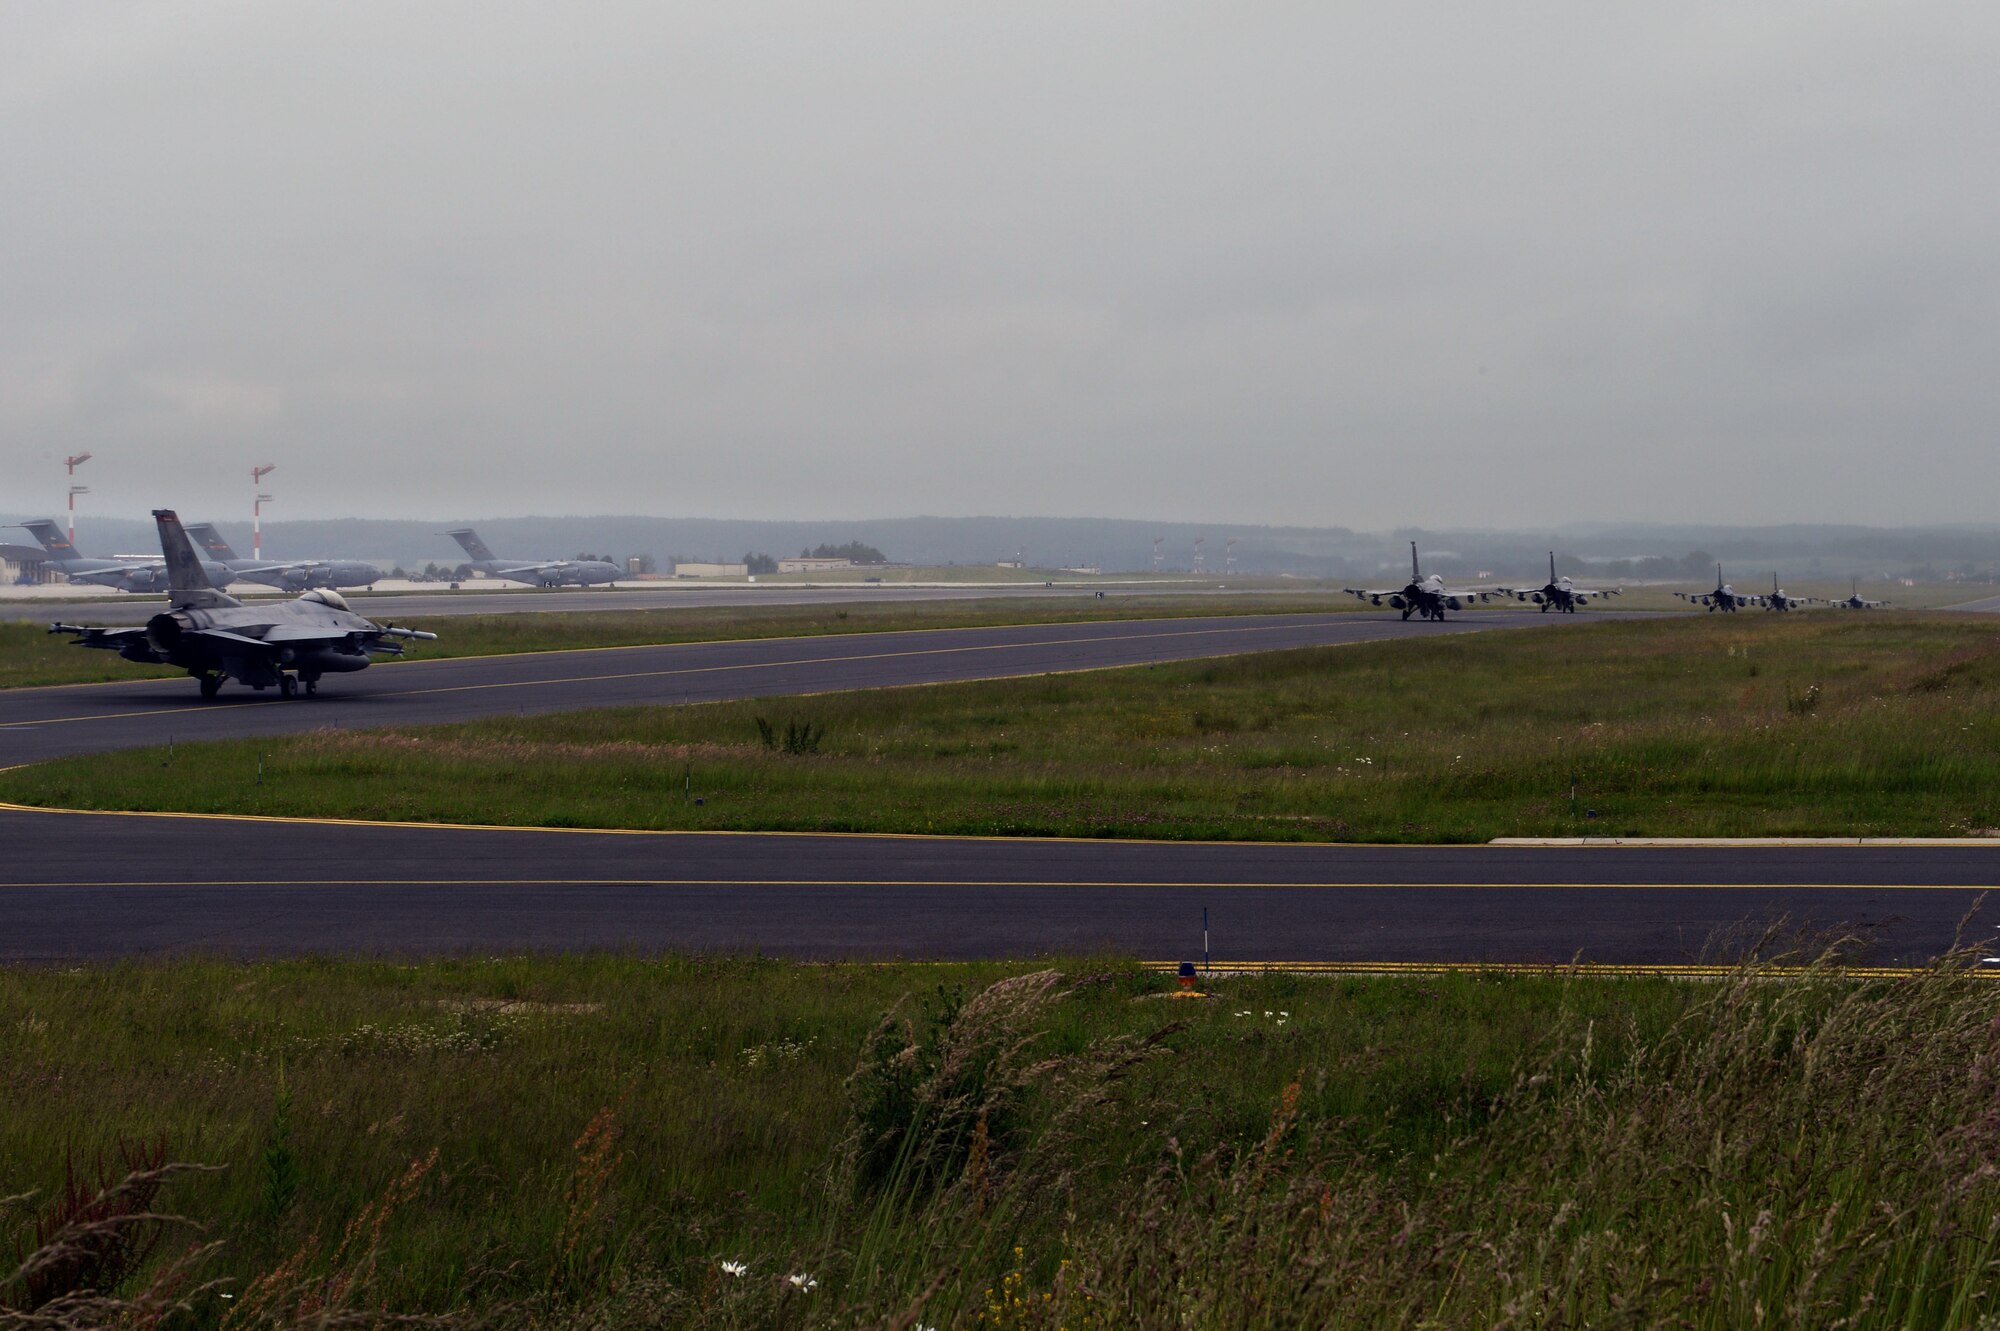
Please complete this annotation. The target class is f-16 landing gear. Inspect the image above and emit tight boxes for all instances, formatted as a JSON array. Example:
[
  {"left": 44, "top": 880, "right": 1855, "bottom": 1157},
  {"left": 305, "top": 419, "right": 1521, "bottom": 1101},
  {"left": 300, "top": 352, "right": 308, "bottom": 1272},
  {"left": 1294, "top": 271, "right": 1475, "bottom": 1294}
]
[
  {"left": 198, "top": 672, "right": 223, "bottom": 699},
  {"left": 279, "top": 675, "right": 297, "bottom": 698}
]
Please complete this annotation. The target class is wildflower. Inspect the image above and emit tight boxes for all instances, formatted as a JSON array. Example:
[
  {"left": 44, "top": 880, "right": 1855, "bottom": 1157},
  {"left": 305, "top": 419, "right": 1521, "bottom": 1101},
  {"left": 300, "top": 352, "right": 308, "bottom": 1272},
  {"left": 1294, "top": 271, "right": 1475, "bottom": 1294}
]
[
  {"left": 719, "top": 1260, "right": 747, "bottom": 1278},
  {"left": 787, "top": 1272, "right": 817, "bottom": 1291}
]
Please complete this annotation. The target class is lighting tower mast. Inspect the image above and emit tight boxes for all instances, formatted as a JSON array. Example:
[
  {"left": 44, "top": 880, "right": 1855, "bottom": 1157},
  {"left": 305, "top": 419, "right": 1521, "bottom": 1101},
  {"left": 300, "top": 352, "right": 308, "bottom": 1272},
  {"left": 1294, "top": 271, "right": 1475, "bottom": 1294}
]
[
  {"left": 1152, "top": 537, "right": 1163, "bottom": 572},
  {"left": 1225, "top": 537, "right": 1238, "bottom": 575},
  {"left": 252, "top": 463, "right": 276, "bottom": 559},
  {"left": 1192, "top": 536, "right": 1205, "bottom": 574},
  {"left": 64, "top": 452, "right": 92, "bottom": 547}
]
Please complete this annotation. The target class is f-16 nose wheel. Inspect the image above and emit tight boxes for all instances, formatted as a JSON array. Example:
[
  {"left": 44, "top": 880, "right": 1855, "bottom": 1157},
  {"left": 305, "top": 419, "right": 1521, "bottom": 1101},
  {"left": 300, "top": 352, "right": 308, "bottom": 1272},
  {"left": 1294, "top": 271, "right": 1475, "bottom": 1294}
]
[
  {"left": 198, "top": 673, "right": 222, "bottom": 699},
  {"left": 279, "top": 675, "right": 297, "bottom": 699}
]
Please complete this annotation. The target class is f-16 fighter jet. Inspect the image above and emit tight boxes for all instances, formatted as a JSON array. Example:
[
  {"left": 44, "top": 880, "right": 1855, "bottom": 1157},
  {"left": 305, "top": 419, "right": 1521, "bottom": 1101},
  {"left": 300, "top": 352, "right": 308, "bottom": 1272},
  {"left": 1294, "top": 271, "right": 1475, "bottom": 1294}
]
[
  {"left": 1499, "top": 552, "right": 1622, "bottom": 613},
  {"left": 1761, "top": 574, "right": 1820, "bottom": 613},
  {"left": 1675, "top": 566, "right": 1761, "bottom": 612},
  {"left": 1831, "top": 580, "right": 1888, "bottom": 610},
  {"left": 185, "top": 523, "right": 382, "bottom": 592},
  {"left": 51, "top": 510, "right": 434, "bottom": 698},
  {"left": 1344, "top": 542, "right": 1499, "bottom": 621},
  {"left": 443, "top": 528, "right": 620, "bottom": 587}
]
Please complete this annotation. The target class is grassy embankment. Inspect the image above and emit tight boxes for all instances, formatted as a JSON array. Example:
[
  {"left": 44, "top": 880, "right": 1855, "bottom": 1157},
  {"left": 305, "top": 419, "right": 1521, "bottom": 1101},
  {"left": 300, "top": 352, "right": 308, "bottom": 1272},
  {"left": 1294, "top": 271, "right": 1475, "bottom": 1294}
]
[
  {"left": 6, "top": 953, "right": 2000, "bottom": 1327},
  {"left": 9, "top": 613, "right": 2000, "bottom": 841},
  {"left": 0, "top": 595, "right": 1380, "bottom": 690}
]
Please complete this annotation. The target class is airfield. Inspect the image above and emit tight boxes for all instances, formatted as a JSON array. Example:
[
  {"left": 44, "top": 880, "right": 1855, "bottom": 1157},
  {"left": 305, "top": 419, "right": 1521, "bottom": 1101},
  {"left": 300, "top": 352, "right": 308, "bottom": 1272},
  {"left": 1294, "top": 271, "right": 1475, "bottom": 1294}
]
[{"left": 6, "top": 598, "right": 1998, "bottom": 970}]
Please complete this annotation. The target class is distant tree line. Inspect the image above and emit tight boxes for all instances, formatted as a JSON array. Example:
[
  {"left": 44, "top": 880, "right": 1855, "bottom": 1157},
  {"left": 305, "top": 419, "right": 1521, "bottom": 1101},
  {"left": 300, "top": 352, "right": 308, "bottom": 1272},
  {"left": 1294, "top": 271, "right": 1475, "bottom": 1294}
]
[
  {"left": 744, "top": 552, "right": 778, "bottom": 574},
  {"left": 800, "top": 541, "right": 887, "bottom": 564}
]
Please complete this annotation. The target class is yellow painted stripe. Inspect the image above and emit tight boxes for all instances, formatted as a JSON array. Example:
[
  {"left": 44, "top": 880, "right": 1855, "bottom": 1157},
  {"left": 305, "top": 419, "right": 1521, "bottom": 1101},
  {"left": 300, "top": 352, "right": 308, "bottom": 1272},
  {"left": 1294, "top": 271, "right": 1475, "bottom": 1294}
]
[
  {"left": 0, "top": 869, "right": 1987, "bottom": 892},
  {"left": 3, "top": 798, "right": 1999, "bottom": 869},
  {"left": 1139, "top": 960, "right": 1949, "bottom": 979}
]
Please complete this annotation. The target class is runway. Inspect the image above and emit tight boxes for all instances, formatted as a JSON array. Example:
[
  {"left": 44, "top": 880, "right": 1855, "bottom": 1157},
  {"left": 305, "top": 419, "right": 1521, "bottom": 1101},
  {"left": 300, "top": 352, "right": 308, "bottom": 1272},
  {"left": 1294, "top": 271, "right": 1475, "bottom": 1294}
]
[
  {"left": 8, "top": 605, "right": 1995, "bottom": 969},
  {"left": 3, "top": 806, "right": 1994, "bottom": 965},
  {"left": 0, "top": 609, "right": 1554, "bottom": 764}
]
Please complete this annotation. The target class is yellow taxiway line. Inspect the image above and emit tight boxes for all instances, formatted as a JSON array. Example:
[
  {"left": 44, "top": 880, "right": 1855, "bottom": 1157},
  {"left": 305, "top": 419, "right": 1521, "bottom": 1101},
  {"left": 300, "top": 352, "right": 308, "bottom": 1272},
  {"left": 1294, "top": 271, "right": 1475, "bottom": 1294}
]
[{"left": 1139, "top": 960, "right": 1946, "bottom": 979}]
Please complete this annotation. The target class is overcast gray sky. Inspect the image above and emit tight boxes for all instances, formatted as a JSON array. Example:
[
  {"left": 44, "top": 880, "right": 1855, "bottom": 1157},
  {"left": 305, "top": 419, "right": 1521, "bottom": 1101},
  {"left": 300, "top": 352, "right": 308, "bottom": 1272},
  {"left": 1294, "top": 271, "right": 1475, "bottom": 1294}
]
[{"left": 3, "top": 2, "right": 1996, "bottom": 527}]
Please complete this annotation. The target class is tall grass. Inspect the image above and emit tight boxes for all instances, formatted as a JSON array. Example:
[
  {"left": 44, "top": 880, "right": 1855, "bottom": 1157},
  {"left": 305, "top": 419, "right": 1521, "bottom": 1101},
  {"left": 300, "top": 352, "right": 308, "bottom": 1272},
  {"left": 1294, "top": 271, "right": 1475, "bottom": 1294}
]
[
  {"left": 6, "top": 952, "right": 2000, "bottom": 1326},
  {"left": 14, "top": 613, "right": 2000, "bottom": 840}
]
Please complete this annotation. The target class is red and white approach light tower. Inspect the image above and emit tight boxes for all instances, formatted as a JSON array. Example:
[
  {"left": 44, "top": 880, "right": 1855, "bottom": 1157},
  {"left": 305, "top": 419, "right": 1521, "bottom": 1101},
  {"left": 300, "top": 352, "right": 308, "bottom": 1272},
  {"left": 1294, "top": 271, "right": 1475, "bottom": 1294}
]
[
  {"left": 65, "top": 452, "right": 92, "bottom": 547},
  {"left": 252, "top": 463, "right": 276, "bottom": 559}
]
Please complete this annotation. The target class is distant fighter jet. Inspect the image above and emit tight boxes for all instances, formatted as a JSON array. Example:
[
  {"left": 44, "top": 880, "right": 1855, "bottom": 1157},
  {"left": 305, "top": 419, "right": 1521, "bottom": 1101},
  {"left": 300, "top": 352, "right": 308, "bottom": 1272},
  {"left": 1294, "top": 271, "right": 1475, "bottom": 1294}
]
[
  {"left": 443, "top": 528, "right": 620, "bottom": 587},
  {"left": 1344, "top": 542, "right": 1499, "bottom": 621},
  {"left": 1499, "top": 552, "right": 1621, "bottom": 613},
  {"left": 1831, "top": 579, "right": 1888, "bottom": 610},
  {"left": 185, "top": 523, "right": 382, "bottom": 592},
  {"left": 1761, "top": 574, "right": 1820, "bottom": 613},
  {"left": 51, "top": 510, "right": 434, "bottom": 698},
  {"left": 1675, "top": 566, "right": 1761, "bottom": 613},
  {"left": 8, "top": 518, "right": 216, "bottom": 593}
]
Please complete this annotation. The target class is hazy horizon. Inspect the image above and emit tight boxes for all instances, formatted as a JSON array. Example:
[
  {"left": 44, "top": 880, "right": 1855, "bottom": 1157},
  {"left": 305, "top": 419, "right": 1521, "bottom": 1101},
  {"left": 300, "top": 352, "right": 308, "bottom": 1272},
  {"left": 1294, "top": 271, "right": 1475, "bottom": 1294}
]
[{"left": 7, "top": 4, "right": 1996, "bottom": 528}]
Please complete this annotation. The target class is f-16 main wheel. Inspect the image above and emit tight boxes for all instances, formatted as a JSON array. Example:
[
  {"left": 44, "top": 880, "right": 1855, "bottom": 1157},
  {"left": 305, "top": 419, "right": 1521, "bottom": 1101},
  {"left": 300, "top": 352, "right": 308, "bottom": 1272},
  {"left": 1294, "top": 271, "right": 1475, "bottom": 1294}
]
[
  {"left": 198, "top": 673, "right": 222, "bottom": 699},
  {"left": 279, "top": 675, "right": 297, "bottom": 698},
  {"left": 1401, "top": 607, "right": 1412, "bottom": 620},
  {"left": 304, "top": 679, "right": 318, "bottom": 697}
]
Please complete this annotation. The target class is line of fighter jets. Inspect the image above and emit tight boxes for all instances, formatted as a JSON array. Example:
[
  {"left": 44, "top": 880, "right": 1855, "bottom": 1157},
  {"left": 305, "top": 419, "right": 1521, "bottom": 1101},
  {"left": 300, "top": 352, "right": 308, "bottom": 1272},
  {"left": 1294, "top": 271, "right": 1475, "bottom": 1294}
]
[
  {"left": 1344, "top": 544, "right": 1889, "bottom": 619},
  {"left": 50, "top": 510, "right": 435, "bottom": 699},
  {"left": 6, "top": 522, "right": 623, "bottom": 591}
]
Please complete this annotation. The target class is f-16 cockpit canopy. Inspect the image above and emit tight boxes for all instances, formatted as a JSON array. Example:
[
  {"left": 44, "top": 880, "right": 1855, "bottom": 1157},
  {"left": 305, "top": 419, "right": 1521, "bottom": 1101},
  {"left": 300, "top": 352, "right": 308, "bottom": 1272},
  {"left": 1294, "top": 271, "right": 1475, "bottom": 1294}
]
[{"left": 298, "top": 589, "right": 351, "bottom": 612}]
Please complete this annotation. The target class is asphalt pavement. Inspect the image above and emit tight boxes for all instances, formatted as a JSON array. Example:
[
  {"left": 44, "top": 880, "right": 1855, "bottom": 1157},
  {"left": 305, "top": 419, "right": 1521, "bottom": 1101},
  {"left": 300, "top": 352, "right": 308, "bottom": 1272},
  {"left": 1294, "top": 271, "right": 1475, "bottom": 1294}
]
[
  {"left": 7, "top": 605, "right": 1996, "bottom": 968},
  {"left": 4, "top": 806, "right": 1994, "bottom": 965},
  {"left": 0, "top": 610, "right": 1549, "bottom": 763}
]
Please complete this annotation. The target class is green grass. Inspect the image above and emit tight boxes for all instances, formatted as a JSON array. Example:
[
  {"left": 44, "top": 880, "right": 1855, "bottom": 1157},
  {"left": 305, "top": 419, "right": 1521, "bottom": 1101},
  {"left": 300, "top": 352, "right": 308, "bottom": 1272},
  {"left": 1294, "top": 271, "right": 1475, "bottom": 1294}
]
[
  {"left": 12, "top": 613, "right": 2000, "bottom": 841},
  {"left": 6, "top": 952, "right": 2000, "bottom": 1327}
]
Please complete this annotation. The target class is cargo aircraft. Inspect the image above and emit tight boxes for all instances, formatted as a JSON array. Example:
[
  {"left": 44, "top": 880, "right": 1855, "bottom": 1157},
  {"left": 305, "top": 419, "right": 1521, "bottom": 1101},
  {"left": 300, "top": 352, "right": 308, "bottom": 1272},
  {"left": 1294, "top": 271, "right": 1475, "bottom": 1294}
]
[
  {"left": 1674, "top": 566, "right": 1761, "bottom": 612},
  {"left": 51, "top": 510, "right": 434, "bottom": 698},
  {"left": 1499, "top": 552, "right": 1622, "bottom": 613},
  {"left": 443, "top": 528, "right": 620, "bottom": 587},
  {"left": 9, "top": 518, "right": 232, "bottom": 592},
  {"left": 1344, "top": 542, "right": 1498, "bottom": 620},
  {"left": 185, "top": 523, "right": 382, "bottom": 592}
]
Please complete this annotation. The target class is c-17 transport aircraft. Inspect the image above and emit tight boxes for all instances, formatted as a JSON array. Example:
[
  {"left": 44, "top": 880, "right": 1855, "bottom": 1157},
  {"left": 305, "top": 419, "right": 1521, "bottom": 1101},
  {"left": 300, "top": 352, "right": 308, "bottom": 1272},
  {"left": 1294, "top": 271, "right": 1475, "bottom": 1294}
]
[
  {"left": 1344, "top": 542, "right": 1499, "bottom": 621},
  {"left": 1499, "top": 552, "right": 1622, "bottom": 613},
  {"left": 1674, "top": 566, "right": 1762, "bottom": 612},
  {"left": 1832, "top": 580, "right": 1888, "bottom": 609},
  {"left": 185, "top": 523, "right": 382, "bottom": 592},
  {"left": 444, "top": 528, "right": 621, "bottom": 587},
  {"left": 51, "top": 510, "right": 434, "bottom": 698},
  {"left": 8, "top": 518, "right": 233, "bottom": 592},
  {"left": 1761, "top": 574, "right": 1820, "bottom": 613}
]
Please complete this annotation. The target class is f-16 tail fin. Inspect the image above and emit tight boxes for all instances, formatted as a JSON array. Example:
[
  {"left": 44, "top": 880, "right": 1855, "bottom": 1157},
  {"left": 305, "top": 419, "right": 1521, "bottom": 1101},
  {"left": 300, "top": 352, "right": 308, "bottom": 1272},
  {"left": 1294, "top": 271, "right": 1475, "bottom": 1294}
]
[
  {"left": 445, "top": 528, "right": 496, "bottom": 562},
  {"left": 184, "top": 522, "right": 241, "bottom": 562},
  {"left": 1549, "top": 551, "right": 1557, "bottom": 582},
  {"left": 1410, "top": 540, "right": 1420, "bottom": 581},
  {"left": 154, "top": 510, "right": 236, "bottom": 609},
  {"left": 17, "top": 519, "right": 76, "bottom": 558}
]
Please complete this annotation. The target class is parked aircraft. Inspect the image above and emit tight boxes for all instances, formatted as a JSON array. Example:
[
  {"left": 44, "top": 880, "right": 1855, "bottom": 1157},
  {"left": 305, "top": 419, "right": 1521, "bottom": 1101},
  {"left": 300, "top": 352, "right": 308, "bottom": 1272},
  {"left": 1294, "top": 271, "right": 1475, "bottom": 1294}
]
[
  {"left": 1762, "top": 575, "right": 1819, "bottom": 613},
  {"left": 1832, "top": 580, "right": 1888, "bottom": 610},
  {"left": 1675, "top": 566, "right": 1761, "bottom": 612},
  {"left": 185, "top": 523, "right": 381, "bottom": 592},
  {"left": 443, "top": 529, "right": 620, "bottom": 587},
  {"left": 1344, "top": 542, "right": 1498, "bottom": 620},
  {"left": 8, "top": 518, "right": 235, "bottom": 592},
  {"left": 51, "top": 510, "right": 434, "bottom": 698},
  {"left": 1499, "top": 552, "right": 1621, "bottom": 613}
]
